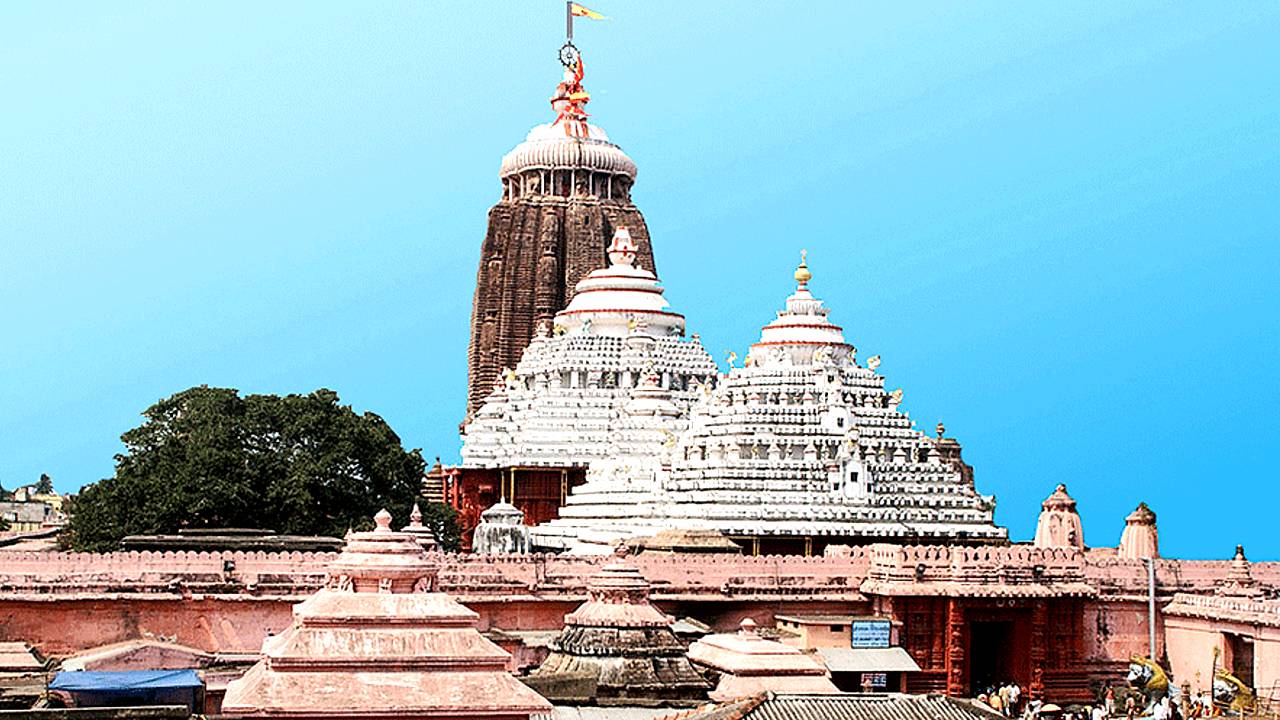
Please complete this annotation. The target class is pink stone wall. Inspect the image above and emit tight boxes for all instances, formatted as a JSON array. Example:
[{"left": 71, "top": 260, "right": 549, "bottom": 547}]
[
  {"left": 1, "top": 546, "right": 1276, "bottom": 682},
  {"left": 0, "top": 596, "right": 295, "bottom": 656},
  {"left": 1083, "top": 599, "right": 1163, "bottom": 663},
  {"left": 1164, "top": 617, "right": 1280, "bottom": 696}
]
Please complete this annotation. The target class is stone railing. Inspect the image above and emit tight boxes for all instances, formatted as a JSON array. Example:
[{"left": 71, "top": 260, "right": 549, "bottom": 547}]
[
  {"left": 864, "top": 543, "right": 1087, "bottom": 587},
  {"left": 1163, "top": 592, "right": 1280, "bottom": 627},
  {"left": 1082, "top": 554, "right": 1280, "bottom": 597},
  {"left": 0, "top": 548, "right": 874, "bottom": 599},
  {"left": 0, "top": 550, "right": 336, "bottom": 594},
  {"left": 0, "top": 546, "right": 1273, "bottom": 600}
]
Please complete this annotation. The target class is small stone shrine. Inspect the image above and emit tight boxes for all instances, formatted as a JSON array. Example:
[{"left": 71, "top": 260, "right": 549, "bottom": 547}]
[
  {"left": 525, "top": 547, "right": 711, "bottom": 705},
  {"left": 221, "top": 509, "right": 551, "bottom": 720},
  {"left": 687, "top": 618, "right": 840, "bottom": 701},
  {"left": 1033, "top": 484, "right": 1085, "bottom": 550},
  {"left": 472, "top": 500, "right": 531, "bottom": 555},
  {"left": 400, "top": 503, "right": 438, "bottom": 551}
]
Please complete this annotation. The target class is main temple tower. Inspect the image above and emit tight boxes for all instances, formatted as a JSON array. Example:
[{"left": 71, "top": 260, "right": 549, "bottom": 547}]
[{"left": 466, "top": 48, "right": 656, "bottom": 417}]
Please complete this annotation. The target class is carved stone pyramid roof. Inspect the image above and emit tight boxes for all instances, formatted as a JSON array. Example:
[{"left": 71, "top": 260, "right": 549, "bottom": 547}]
[
  {"left": 222, "top": 510, "right": 551, "bottom": 720},
  {"left": 463, "top": 228, "right": 717, "bottom": 471},
  {"left": 526, "top": 549, "right": 711, "bottom": 704},
  {"left": 533, "top": 256, "right": 1006, "bottom": 551}
]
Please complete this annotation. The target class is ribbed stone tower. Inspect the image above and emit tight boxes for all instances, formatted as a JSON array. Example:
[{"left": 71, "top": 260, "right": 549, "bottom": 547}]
[
  {"left": 467, "top": 61, "right": 656, "bottom": 418},
  {"left": 526, "top": 547, "right": 711, "bottom": 704}
]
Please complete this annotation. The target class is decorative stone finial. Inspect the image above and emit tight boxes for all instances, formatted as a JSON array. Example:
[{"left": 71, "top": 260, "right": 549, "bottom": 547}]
[
  {"left": 936, "top": 422, "right": 945, "bottom": 439},
  {"left": 867, "top": 354, "right": 881, "bottom": 371},
  {"left": 794, "top": 249, "right": 812, "bottom": 288},
  {"left": 1221, "top": 544, "right": 1259, "bottom": 596},
  {"left": 606, "top": 227, "right": 637, "bottom": 267},
  {"left": 373, "top": 508, "right": 393, "bottom": 533},
  {"left": 1034, "top": 484, "right": 1084, "bottom": 550},
  {"left": 1118, "top": 502, "right": 1159, "bottom": 559},
  {"left": 409, "top": 503, "right": 424, "bottom": 527},
  {"left": 738, "top": 617, "right": 759, "bottom": 637}
]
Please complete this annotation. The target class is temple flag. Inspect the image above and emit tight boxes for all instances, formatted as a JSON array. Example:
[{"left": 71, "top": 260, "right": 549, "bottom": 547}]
[{"left": 570, "top": 3, "right": 607, "bottom": 20}]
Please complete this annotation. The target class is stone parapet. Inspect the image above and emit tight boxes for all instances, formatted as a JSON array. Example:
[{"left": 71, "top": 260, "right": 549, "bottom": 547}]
[
  {"left": 1163, "top": 592, "right": 1280, "bottom": 627},
  {"left": 0, "top": 548, "right": 1273, "bottom": 601}
]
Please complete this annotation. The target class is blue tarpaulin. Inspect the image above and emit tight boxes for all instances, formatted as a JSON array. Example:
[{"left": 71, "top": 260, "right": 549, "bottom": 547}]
[
  {"left": 50, "top": 670, "right": 203, "bottom": 692},
  {"left": 50, "top": 670, "right": 204, "bottom": 712}
]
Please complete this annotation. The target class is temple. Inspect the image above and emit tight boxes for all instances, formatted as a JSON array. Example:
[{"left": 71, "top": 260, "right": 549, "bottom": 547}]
[
  {"left": 466, "top": 58, "right": 657, "bottom": 418},
  {"left": 525, "top": 548, "right": 711, "bottom": 705},
  {"left": 221, "top": 509, "right": 551, "bottom": 720},
  {"left": 457, "top": 226, "right": 716, "bottom": 540},
  {"left": 531, "top": 255, "right": 1006, "bottom": 554},
  {"left": 0, "top": 19, "right": 1276, "bottom": 720}
]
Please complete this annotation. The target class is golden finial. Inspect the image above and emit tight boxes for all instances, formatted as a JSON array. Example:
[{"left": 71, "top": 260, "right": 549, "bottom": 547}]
[{"left": 793, "top": 249, "right": 812, "bottom": 288}]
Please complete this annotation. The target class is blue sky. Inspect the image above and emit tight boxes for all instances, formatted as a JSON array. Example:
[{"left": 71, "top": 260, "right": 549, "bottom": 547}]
[{"left": 1, "top": 2, "right": 1276, "bottom": 559}]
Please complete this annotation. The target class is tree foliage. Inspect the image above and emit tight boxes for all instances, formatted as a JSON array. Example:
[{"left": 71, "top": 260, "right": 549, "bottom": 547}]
[
  {"left": 66, "top": 386, "right": 439, "bottom": 552},
  {"left": 34, "top": 474, "right": 54, "bottom": 494}
]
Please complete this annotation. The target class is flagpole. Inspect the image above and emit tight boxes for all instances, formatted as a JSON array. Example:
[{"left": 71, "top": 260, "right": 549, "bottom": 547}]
[{"left": 566, "top": 0, "right": 573, "bottom": 41}]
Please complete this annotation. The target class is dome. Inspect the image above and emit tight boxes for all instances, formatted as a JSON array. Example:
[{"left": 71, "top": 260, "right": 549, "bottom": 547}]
[
  {"left": 499, "top": 122, "right": 637, "bottom": 180},
  {"left": 555, "top": 228, "right": 685, "bottom": 338},
  {"left": 748, "top": 252, "right": 854, "bottom": 367}
]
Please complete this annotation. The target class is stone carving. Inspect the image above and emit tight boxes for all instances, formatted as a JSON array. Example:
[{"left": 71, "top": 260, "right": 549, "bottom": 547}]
[
  {"left": 466, "top": 68, "right": 655, "bottom": 418},
  {"left": 534, "top": 255, "right": 1005, "bottom": 551}
]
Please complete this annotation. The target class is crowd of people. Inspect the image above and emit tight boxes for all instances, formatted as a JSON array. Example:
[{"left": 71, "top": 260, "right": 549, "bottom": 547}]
[
  {"left": 979, "top": 684, "right": 1223, "bottom": 720},
  {"left": 977, "top": 682, "right": 1024, "bottom": 717}
]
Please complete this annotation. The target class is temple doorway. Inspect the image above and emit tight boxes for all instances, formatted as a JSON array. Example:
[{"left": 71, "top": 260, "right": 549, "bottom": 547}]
[{"left": 968, "top": 619, "right": 1027, "bottom": 696}]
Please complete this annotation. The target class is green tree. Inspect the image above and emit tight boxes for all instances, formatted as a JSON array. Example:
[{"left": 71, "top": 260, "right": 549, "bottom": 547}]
[
  {"left": 417, "top": 501, "right": 462, "bottom": 553},
  {"left": 34, "top": 474, "right": 54, "bottom": 494},
  {"left": 65, "top": 386, "right": 433, "bottom": 552}
]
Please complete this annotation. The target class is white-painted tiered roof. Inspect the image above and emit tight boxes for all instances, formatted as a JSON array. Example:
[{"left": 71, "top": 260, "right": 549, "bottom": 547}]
[
  {"left": 460, "top": 229, "right": 717, "bottom": 470},
  {"left": 532, "top": 255, "right": 1006, "bottom": 552}
]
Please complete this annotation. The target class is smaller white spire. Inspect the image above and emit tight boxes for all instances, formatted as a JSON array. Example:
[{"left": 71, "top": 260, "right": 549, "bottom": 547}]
[{"left": 607, "top": 227, "right": 637, "bottom": 267}]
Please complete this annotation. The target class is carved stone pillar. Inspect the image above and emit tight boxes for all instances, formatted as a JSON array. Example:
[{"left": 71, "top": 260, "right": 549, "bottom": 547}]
[
  {"left": 1030, "top": 600, "right": 1048, "bottom": 700},
  {"left": 946, "top": 598, "right": 964, "bottom": 696}
]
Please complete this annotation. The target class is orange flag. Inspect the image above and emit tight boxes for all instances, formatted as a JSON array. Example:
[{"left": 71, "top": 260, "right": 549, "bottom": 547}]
[{"left": 570, "top": 3, "right": 606, "bottom": 20}]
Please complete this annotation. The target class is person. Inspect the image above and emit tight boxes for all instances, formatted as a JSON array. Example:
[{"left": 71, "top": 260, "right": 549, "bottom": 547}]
[
  {"left": 1011, "top": 683, "right": 1023, "bottom": 713},
  {"left": 1104, "top": 687, "right": 1115, "bottom": 715},
  {"left": 1125, "top": 695, "right": 1138, "bottom": 720},
  {"left": 1000, "top": 685, "right": 1013, "bottom": 717},
  {"left": 1188, "top": 693, "right": 1202, "bottom": 718},
  {"left": 1093, "top": 703, "right": 1108, "bottom": 720},
  {"left": 991, "top": 691, "right": 1005, "bottom": 716},
  {"left": 1153, "top": 696, "right": 1171, "bottom": 720}
]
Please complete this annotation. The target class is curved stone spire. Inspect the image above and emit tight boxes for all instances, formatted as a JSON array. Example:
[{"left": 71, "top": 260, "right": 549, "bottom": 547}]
[
  {"left": 467, "top": 62, "right": 656, "bottom": 419},
  {"left": 1117, "top": 502, "right": 1159, "bottom": 559},
  {"left": 1033, "top": 484, "right": 1085, "bottom": 550}
]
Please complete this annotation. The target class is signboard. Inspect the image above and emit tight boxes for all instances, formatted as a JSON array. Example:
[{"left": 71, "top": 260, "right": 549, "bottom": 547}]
[
  {"left": 861, "top": 672, "right": 889, "bottom": 689},
  {"left": 850, "top": 619, "right": 891, "bottom": 649}
]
